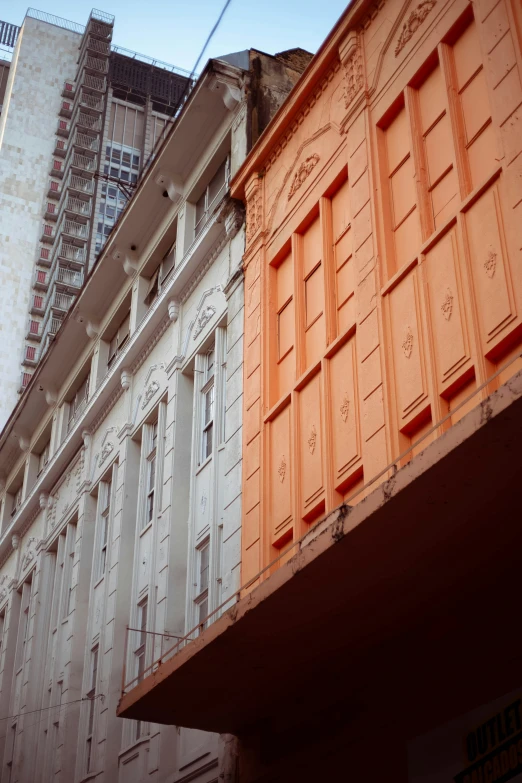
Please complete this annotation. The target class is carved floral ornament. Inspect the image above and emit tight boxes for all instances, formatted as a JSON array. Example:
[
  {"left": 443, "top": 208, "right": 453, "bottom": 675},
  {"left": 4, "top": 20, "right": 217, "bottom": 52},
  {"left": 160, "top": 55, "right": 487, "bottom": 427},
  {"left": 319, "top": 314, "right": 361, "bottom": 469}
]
[
  {"left": 441, "top": 289, "right": 454, "bottom": 321},
  {"left": 402, "top": 327, "right": 414, "bottom": 359},
  {"left": 141, "top": 379, "right": 160, "bottom": 409},
  {"left": 22, "top": 537, "right": 41, "bottom": 570},
  {"left": 484, "top": 249, "right": 497, "bottom": 278},
  {"left": 98, "top": 440, "right": 114, "bottom": 467},
  {"left": 340, "top": 394, "right": 350, "bottom": 423},
  {"left": 343, "top": 45, "right": 364, "bottom": 108},
  {"left": 193, "top": 305, "right": 216, "bottom": 340},
  {"left": 246, "top": 188, "right": 262, "bottom": 243},
  {"left": 308, "top": 425, "right": 317, "bottom": 455},
  {"left": 395, "top": 0, "right": 437, "bottom": 57},
  {"left": 288, "top": 154, "right": 320, "bottom": 200},
  {"left": 278, "top": 456, "right": 287, "bottom": 483}
]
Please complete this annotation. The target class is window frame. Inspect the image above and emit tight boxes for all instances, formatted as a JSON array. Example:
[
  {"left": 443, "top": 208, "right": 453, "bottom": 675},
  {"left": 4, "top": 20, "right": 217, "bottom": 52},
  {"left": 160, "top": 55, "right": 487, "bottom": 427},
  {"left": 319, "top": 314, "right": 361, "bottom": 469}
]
[
  {"left": 200, "top": 348, "right": 215, "bottom": 463},
  {"left": 194, "top": 155, "right": 230, "bottom": 239},
  {"left": 107, "top": 311, "right": 130, "bottom": 369},
  {"left": 85, "top": 646, "right": 98, "bottom": 774}
]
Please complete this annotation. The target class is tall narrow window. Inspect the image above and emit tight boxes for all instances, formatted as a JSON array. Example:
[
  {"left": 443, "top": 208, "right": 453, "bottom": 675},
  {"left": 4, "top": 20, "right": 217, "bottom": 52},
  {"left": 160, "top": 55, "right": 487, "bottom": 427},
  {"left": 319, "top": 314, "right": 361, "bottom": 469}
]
[
  {"left": 145, "top": 422, "right": 157, "bottom": 528},
  {"left": 201, "top": 349, "right": 215, "bottom": 462},
  {"left": 194, "top": 156, "right": 229, "bottom": 238},
  {"left": 107, "top": 312, "right": 130, "bottom": 369},
  {"left": 134, "top": 599, "right": 148, "bottom": 741},
  {"left": 38, "top": 440, "right": 50, "bottom": 475},
  {"left": 85, "top": 647, "right": 98, "bottom": 773},
  {"left": 97, "top": 480, "right": 112, "bottom": 579},
  {"left": 62, "top": 529, "right": 76, "bottom": 619},
  {"left": 16, "top": 586, "right": 31, "bottom": 671},
  {"left": 68, "top": 372, "right": 90, "bottom": 432},
  {"left": 195, "top": 541, "right": 210, "bottom": 633}
]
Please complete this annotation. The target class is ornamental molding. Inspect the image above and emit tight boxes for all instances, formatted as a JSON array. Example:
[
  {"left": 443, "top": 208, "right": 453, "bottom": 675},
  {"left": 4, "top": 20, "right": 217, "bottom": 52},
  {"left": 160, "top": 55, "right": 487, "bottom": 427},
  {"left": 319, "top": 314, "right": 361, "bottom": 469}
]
[
  {"left": 246, "top": 187, "right": 262, "bottom": 243},
  {"left": 395, "top": 0, "right": 436, "bottom": 56},
  {"left": 308, "top": 425, "right": 317, "bottom": 455},
  {"left": 141, "top": 379, "right": 160, "bottom": 409},
  {"left": 340, "top": 394, "right": 350, "bottom": 423},
  {"left": 441, "top": 289, "right": 454, "bottom": 321},
  {"left": 193, "top": 305, "right": 216, "bottom": 339},
  {"left": 341, "top": 36, "right": 364, "bottom": 108},
  {"left": 278, "top": 456, "right": 287, "bottom": 483},
  {"left": 484, "top": 249, "right": 497, "bottom": 278},
  {"left": 21, "top": 536, "right": 43, "bottom": 571},
  {"left": 265, "top": 61, "right": 340, "bottom": 172},
  {"left": 98, "top": 427, "right": 118, "bottom": 468},
  {"left": 0, "top": 575, "right": 16, "bottom": 604},
  {"left": 288, "top": 154, "right": 320, "bottom": 200},
  {"left": 402, "top": 327, "right": 414, "bottom": 359}
]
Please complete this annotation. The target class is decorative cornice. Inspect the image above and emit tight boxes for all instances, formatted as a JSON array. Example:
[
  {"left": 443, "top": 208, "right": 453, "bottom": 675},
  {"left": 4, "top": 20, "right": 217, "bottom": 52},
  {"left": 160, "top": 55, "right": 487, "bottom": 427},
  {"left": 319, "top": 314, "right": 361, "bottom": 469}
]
[
  {"left": 395, "top": 0, "right": 436, "bottom": 56},
  {"left": 288, "top": 154, "right": 320, "bottom": 200}
]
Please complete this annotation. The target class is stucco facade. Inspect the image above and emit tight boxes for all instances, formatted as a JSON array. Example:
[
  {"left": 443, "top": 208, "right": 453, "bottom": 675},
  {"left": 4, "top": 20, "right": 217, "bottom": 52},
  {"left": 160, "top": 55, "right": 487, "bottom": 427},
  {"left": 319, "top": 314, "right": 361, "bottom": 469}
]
[{"left": 0, "top": 48, "right": 308, "bottom": 783}]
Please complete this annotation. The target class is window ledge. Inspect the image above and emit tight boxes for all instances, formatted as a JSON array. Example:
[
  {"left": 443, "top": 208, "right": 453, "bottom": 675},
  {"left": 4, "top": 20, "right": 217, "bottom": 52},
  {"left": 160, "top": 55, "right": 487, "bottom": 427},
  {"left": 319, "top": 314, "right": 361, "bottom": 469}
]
[
  {"left": 118, "top": 734, "right": 150, "bottom": 758},
  {"left": 196, "top": 455, "right": 212, "bottom": 475},
  {"left": 139, "top": 521, "right": 153, "bottom": 538}
]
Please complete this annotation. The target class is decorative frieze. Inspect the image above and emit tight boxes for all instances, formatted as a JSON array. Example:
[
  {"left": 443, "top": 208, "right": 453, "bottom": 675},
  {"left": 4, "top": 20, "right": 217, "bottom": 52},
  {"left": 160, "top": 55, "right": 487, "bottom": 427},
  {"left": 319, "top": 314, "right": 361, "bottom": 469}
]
[{"left": 395, "top": 0, "right": 436, "bottom": 56}]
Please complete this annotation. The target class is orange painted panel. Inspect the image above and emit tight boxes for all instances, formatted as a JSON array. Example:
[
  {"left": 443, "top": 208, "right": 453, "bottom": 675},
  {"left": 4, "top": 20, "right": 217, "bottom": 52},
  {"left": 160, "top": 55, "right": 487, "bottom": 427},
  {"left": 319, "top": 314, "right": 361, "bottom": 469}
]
[
  {"left": 303, "top": 216, "right": 322, "bottom": 278},
  {"left": 335, "top": 228, "right": 355, "bottom": 334},
  {"left": 278, "top": 299, "right": 294, "bottom": 360},
  {"left": 467, "top": 121, "right": 496, "bottom": 188},
  {"left": 423, "top": 227, "right": 472, "bottom": 394},
  {"left": 464, "top": 181, "right": 517, "bottom": 355},
  {"left": 431, "top": 168, "right": 459, "bottom": 228},
  {"left": 331, "top": 179, "right": 351, "bottom": 241},
  {"left": 298, "top": 372, "right": 324, "bottom": 519},
  {"left": 305, "top": 315, "right": 326, "bottom": 369},
  {"left": 385, "top": 106, "right": 410, "bottom": 173},
  {"left": 276, "top": 253, "right": 293, "bottom": 310},
  {"left": 424, "top": 116, "right": 454, "bottom": 187},
  {"left": 461, "top": 69, "right": 491, "bottom": 144},
  {"left": 418, "top": 64, "right": 446, "bottom": 133},
  {"left": 453, "top": 20, "right": 482, "bottom": 92},
  {"left": 390, "top": 156, "right": 416, "bottom": 227},
  {"left": 328, "top": 337, "right": 361, "bottom": 491},
  {"left": 269, "top": 404, "right": 293, "bottom": 546},
  {"left": 305, "top": 264, "right": 324, "bottom": 328},
  {"left": 389, "top": 269, "right": 429, "bottom": 427},
  {"left": 394, "top": 209, "right": 421, "bottom": 268}
]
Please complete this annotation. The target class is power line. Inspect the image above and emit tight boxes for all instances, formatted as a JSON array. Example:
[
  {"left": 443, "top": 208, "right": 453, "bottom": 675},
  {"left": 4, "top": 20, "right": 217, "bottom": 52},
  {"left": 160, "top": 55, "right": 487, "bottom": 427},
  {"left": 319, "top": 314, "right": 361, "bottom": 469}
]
[{"left": 0, "top": 693, "right": 103, "bottom": 725}]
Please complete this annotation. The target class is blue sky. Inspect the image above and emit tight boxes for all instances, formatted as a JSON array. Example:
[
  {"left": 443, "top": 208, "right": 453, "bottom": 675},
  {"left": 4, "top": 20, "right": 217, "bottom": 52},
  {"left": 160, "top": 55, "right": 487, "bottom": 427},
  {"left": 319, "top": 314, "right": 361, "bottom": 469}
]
[{"left": 3, "top": 0, "right": 348, "bottom": 73}]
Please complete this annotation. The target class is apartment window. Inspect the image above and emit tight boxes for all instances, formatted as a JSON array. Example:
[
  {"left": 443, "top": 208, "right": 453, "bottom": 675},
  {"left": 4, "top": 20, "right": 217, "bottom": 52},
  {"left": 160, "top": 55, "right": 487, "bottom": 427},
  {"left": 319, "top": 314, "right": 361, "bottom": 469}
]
[
  {"left": 134, "top": 597, "right": 148, "bottom": 739},
  {"left": 107, "top": 312, "right": 130, "bottom": 369},
  {"left": 68, "top": 373, "right": 90, "bottom": 431},
  {"left": 195, "top": 541, "right": 210, "bottom": 632},
  {"left": 97, "top": 480, "right": 112, "bottom": 579},
  {"left": 16, "top": 585, "right": 31, "bottom": 671},
  {"left": 85, "top": 647, "right": 98, "bottom": 773},
  {"left": 144, "top": 239, "right": 177, "bottom": 308},
  {"left": 38, "top": 440, "right": 50, "bottom": 475},
  {"left": 62, "top": 530, "right": 76, "bottom": 619},
  {"left": 95, "top": 142, "right": 141, "bottom": 255},
  {"left": 145, "top": 422, "right": 157, "bottom": 528},
  {"left": 195, "top": 156, "right": 229, "bottom": 238},
  {"left": 201, "top": 348, "right": 215, "bottom": 462},
  {"left": 11, "top": 487, "right": 23, "bottom": 517}
]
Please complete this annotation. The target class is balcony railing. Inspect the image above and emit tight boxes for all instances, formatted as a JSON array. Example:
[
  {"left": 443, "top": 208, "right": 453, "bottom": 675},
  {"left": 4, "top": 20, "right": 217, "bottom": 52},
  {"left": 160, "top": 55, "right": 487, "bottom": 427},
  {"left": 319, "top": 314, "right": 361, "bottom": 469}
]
[
  {"left": 57, "top": 242, "right": 86, "bottom": 264},
  {"left": 78, "top": 90, "right": 104, "bottom": 113},
  {"left": 39, "top": 246, "right": 52, "bottom": 266},
  {"left": 30, "top": 295, "right": 45, "bottom": 315},
  {"left": 54, "top": 138, "right": 67, "bottom": 157},
  {"left": 34, "top": 269, "right": 48, "bottom": 290},
  {"left": 57, "top": 119, "right": 70, "bottom": 137},
  {"left": 67, "top": 396, "right": 88, "bottom": 432},
  {"left": 19, "top": 371, "right": 32, "bottom": 392},
  {"left": 41, "top": 223, "right": 55, "bottom": 243},
  {"left": 85, "top": 36, "right": 110, "bottom": 56},
  {"left": 82, "top": 72, "right": 106, "bottom": 93},
  {"left": 71, "top": 152, "right": 96, "bottom": 173},
  {"left": 85, "top": 54, "right": 108, "bottom": 73},
  {"left": 51, "top": 291, "right": 74, "bottom": 312},
  {"left": 62, "top": 80, "right": 75, "bottom": 98},
  {"left": 64, "top": 196, "right": 91, "bottom": 217},
  {"left": 73, "top": 132, "right": 99, "bottom": 153},
  {"left": 57, "top": 267, "right": 83, "bottom": 288},
  {"left": 48, "top": 180, "right": 62, "bottom": 199},
  {"left": 59, "top": 100, "right": 73, "bottom": 118},
  {"left": 51, "top": 159, "right": 64, "bottom": 178},
  {"left": 76, "top": 112, "right": 102, "bottom": 133},
  {"left": 26, "top": 318, "right": 41, "bottom": 341},
  {"left": 68, "top": 172, "right": 94, "bottom": 195},
  {"left": 62, "top": 219, "right": 89, "bottom": 240},
  {"left": 23, "top": 344, "right": 38, "bottom": 367},
  {"left": 44, "top": 202, "right": 58, "bottom": 220}
]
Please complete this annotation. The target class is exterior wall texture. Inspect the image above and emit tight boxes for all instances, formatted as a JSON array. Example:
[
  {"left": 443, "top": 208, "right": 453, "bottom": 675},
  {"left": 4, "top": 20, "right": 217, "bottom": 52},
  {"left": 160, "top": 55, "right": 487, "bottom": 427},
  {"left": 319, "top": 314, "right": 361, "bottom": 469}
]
[
  {"left": 234, "top": 0, "right": 522, "bottom": 588},
  {"left": 0, "top": 18, "right": 80, "bottom": 427}
]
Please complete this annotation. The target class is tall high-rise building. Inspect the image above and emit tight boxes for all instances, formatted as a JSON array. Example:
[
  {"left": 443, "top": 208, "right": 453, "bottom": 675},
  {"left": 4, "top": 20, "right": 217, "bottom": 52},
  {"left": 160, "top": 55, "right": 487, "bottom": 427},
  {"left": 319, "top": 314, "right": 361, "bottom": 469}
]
[{"left": 0, "top": 9, "right": 191, "bottom": 428}]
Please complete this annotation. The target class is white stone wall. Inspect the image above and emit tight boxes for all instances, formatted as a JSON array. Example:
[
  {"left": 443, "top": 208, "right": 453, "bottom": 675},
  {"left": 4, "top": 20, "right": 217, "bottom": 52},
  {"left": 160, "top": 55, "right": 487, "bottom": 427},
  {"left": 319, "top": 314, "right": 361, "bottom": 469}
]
[
  {"left": 0, "top": 89, "right": 246, "bottom": 783},
  {"left": 0, "top": 18, "right": 80, "bottom": 428}
]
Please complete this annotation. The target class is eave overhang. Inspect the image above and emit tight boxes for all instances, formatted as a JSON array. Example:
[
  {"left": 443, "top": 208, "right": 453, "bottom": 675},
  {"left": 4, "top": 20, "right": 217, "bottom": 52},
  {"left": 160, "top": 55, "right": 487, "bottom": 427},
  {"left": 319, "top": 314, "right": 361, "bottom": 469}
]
[{"left": 118, "top": 369, "right": 522, "bottom": 737}]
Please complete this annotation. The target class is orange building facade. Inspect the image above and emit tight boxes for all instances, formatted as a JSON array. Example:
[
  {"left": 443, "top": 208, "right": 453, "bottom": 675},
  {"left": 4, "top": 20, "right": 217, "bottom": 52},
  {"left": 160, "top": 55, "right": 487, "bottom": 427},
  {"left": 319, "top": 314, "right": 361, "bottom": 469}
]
[{"left": 233, "top": 0, "right": 522, "bottom": 585}]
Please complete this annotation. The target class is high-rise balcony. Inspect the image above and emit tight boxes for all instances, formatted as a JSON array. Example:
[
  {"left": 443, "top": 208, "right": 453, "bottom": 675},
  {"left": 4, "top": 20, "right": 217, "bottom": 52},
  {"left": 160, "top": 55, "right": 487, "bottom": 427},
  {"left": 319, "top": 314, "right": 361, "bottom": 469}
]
[
  {"left": 56, "top": 119, "right": 70, "bottom": 137},
  {"left": 54, "top": 138, "right": 67, "bottom": 157},
  {"left": 38, "top": 246, "right": 52, "bottom": 266},
  {"left": 67, "top": 172, "right": 94, "bottom": 197},
  {"left": 56, "top": 267, "right": 83, "bottom": 290},
  {"left": 30, "top": 294, "right": 45, "bottom": 316},
  {"left": 81, "top": 71, "right": 107, "bottom": 94},
  {"left": 47, "top": 180, "right": 62, "bottom": 200},
  {"left": 44, "top": 202, "right": 58, "bottom": 221},
  {"left": 70, "top": 152, "right": 97, "bottom": 175},
  {"left": 26, "top": 318, "right": 41, "bottom": 342},
  {"left": 64, "top": 196, "right": 91, "bottom": 219},
  {"left": 83, "top": 35, "right": 110, "bottom": 57},
  {"left": 72, "top": 131, "right": 99, "bottom": 155},
  {"left": 19, "top": 371, "right": 33, "bottom": 393},
  {"left": 40, "top": 223, "right": 55, "bottom": 243},
  {"left": 50, "top": 158, "right": 64, "bottom": 179},
  {"left": 77, "top": 90, "right": 104, "bottom": 114},
  {"left": 59, "top": 100, "right": 73, "bottom": 118},
  {"left": 56, "top": 242, "right": 86, "bottom": 266},
  {"left": 85, "top": 54, "right": 108, "bottom": 74},
  {"left": 61, "top": 80, "right": 75, "bottom": 99},
  {"left": 61, "top": 218, "right": 89, "bottom": 242},
  {"left": 22, "top": 344, "right": 39, "bottom": 368},
  {"left": 33, "top": 269, "right": 49, "bottom": 291},
  {"left": 50, "top": 290, "right": 74, "bottom": 314},
  {"left": 76, "top": 112, "right": 102, "bottom": 134}
]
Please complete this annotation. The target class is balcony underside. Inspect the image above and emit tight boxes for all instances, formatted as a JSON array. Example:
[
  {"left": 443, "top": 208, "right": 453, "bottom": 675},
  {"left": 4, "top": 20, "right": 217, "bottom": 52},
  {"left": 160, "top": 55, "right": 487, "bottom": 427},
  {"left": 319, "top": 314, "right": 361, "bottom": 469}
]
[{"left": 118, "top": 372, "right": 522, "bottom": 739}]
